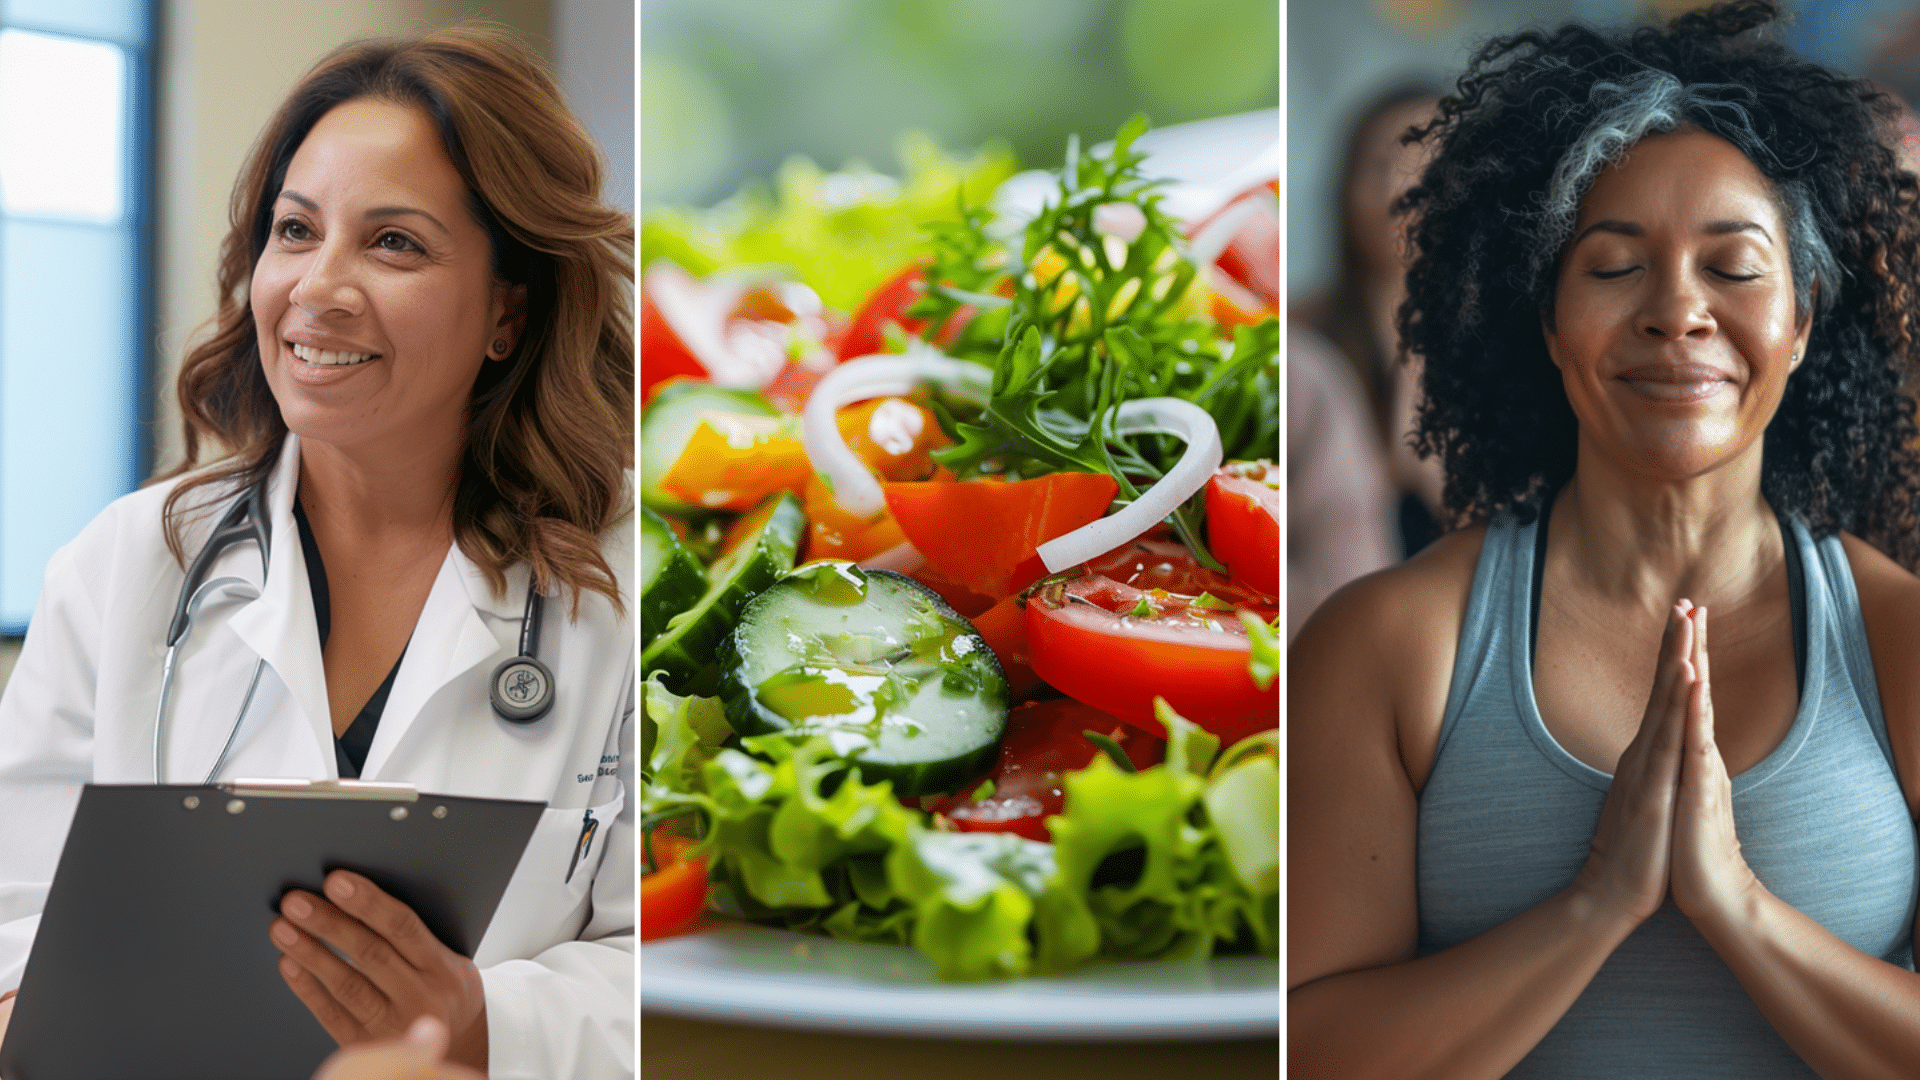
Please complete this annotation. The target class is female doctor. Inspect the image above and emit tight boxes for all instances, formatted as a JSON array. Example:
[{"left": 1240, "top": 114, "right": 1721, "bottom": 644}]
[{"left": 0, "top": 27, "right": 634, "bottom": 1079}]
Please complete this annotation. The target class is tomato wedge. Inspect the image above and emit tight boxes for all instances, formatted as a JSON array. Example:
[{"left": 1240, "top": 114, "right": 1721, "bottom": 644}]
[
  {"left": 1026, "top": 535, "right": 1278, "bottom": 743},
  {"left": 837, "top": 262, "right": 930, "bottom": 361},
  {"left": 1206, "top": 461, "right": 1280, "bottom": 597},
  {"left": 884, "top": 472, "right": 1118, "bottom": 600},
  {"left": 640, "top": 833, "right": 708, "bottom": 941},
  {"left": 968, "top": 592, "right": 1041, "bottom": 702},
  {"left": 640, "top": 288, "right": 707, "bottom": 400},
  {"left": 927, "top": 699, "right": 1163, "bottom": 842}
]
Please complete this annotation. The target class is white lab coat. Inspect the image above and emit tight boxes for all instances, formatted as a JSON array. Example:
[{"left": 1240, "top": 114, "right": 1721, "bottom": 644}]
[{"left": 0, "top": 435, "right": 634, "bottom": 1079}]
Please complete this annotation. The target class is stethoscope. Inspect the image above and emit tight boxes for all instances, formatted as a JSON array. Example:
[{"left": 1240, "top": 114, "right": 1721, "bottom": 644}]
[{"left": 151, "top": 475, "right": 556, "bottom": 783}]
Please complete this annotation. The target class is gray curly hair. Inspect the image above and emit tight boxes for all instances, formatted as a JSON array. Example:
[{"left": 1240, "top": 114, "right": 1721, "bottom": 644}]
[{"left": 1530, "top": 66, "right": 1839, "bottom": 324}]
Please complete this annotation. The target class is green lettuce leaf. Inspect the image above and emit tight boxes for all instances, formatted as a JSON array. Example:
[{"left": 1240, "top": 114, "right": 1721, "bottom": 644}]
[
  {"left": 890, "top": 830, "right": 1061, "bottom": 980},
  {"left": 639, "top": 676, "right": 734, "bottom": 835},
  {"left": 1043, "top": 704, "right": 1276, "bottom": 964},
  {"left": 640, "top": 133, "right": 1018, "bottom": 314}
]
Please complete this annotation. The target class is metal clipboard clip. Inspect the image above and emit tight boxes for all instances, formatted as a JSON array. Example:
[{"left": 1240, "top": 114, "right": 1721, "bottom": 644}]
[{"left": 222, "top": 779, "right": 420, "bottom": 802}]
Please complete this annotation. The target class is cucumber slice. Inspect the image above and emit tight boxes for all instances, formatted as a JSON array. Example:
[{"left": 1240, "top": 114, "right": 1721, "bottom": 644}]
[
  {"left": 641, "top": 381, "right": 778, "bottom": 516},
  {"left": 719, "top": 561, "right": 1010, "bottom": 797},
  {"left": 640, "top": 508, "right": 706, "bottom": 649},
  {"left": 642, "top": 490, "right": 805, "bottom": 691}
]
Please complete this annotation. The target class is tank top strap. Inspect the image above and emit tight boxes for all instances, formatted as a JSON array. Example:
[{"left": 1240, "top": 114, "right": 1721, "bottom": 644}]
[
  {"left": 1798, "top": 518, "right": 1900, "bottom": 777},
  {"left": 1433, "top": 514, "right": 1531, "bottom": 768}
]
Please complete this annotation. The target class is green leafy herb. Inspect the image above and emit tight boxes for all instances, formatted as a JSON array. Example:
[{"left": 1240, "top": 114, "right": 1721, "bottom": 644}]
[
  {"left": 914, "top": 116, "right": 1278, "bottom": 567},
  {"left": 1080, "top": 729, "right": 1137, "bottom": 772}
]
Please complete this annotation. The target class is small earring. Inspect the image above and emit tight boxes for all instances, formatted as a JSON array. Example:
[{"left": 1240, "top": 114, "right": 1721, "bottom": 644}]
[
  {"left": 1791, "top": 351, "right": 1800, "bottom": 363},
  {"left": 492, "top": 338, "right": 509, "bottom": 357}
]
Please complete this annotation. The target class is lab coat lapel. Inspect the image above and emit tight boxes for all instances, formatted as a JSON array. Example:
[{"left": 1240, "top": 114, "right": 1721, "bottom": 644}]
[
  {"left": 357, "top": 545, "right": 518, "bottom": 779},
  {"left": 221, "top": 437, "right": 336, "bottom": 777}
]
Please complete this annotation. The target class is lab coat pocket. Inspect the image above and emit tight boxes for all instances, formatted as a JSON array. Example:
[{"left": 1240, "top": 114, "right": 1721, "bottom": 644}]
[{"left": 472, "top": 782, "right": 625, "bottom": 968}]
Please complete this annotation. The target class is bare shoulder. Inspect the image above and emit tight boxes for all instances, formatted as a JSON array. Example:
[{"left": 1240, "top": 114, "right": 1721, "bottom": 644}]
[
  {"left": 1291, "top": 525, "right": 1486, "bottom": 789},
  {"left": 1292, "top": 524, "right": 1485, "bottom": 664},
  {"left": 1287, "top": 525, "right": 1487, "bottom": 988},
  {"left": 1838, "top": 533, "right": 1920, "bottom": 816}
]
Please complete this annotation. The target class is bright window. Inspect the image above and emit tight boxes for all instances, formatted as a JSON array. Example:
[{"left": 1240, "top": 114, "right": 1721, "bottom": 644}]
[{"left": 0, "top": 0, "right": 151, "bottom": 633}]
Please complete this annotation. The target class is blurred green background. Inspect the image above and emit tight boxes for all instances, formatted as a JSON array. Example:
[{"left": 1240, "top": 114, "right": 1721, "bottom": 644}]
[{"left": 641, "top": 0, "right": 1279, "bottom": 211}]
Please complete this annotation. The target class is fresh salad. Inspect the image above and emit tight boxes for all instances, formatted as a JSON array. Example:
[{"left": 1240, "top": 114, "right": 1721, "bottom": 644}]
[{"left": 638, "top": 116, "right": 1279, "bottom": 981}]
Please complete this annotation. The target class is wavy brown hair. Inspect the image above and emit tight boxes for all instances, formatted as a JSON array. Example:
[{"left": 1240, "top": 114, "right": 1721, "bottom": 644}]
[{"left": 156, "top": 24, "right": 634, "bottom": 613}]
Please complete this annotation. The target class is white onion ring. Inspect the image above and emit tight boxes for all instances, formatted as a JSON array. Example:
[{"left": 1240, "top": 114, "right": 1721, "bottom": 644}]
[
  {"left": 1185, "top": 196, "right": 1261, "bottom": 272},
  {"left": 800, "top": 343, "right": 991, "bottom": 517},
  {"left": 1035, "top": 397, "right": 1222, "bottom": 573}
]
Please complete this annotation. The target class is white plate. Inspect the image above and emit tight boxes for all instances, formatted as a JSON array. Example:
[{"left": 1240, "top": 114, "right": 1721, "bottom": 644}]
[{"left": 641, "top": 920, "right": 1280, "bottom": 1040}]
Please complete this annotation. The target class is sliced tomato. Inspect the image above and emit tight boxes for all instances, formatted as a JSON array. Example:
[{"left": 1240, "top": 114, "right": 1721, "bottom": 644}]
[
  {"left": 1207, "top": 265, "right": 1278, "bottom": 330},
  {"left": 1206, "top": 461, "right": 1280, "bottom": 597},
  {"left": 968, "top": 592, "right": 1041, "bottom": 703},
  {"left": 1026, "top": 535, "right": 1278, "bottom": 743},
  {"left": 763, "top": 360, "right": 830, "bottom": 414},
  {"left": 927, "top": 699, "right": 1163, "bottom": 842},
  {"left": 1188, "top": 185, "right": 1279, "bottom": 307},
  {"left": 643, "top": 264, "right": 832, "bottom": 398},
  {"left": 640, "top": 833, "right": 708, "bottom": 941},
  {"left": 1212, "top": 199, "right": 1279, "bottom": 307},
  {"left": 836, "top": 262, "right": 987, "bottom": 361},
  {"left": 905, "top": 558, "right": 997, "bottom": 618},
  {"left": 640, "top": 288, "right": 707, "bottom": 400},
  {"left": 838, "top": 262, "right": 929, "bottom": 361},
  {"left": 883, "top": 472, "right": 1118, "bottom": 600}
]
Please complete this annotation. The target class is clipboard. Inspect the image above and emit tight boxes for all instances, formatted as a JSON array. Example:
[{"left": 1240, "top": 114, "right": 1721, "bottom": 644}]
[{"left": 0, "top": 780, "right": 545, "bottom": 1080}]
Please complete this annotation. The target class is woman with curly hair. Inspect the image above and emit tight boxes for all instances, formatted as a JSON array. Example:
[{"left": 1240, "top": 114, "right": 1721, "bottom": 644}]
[
  {"left": 0, "top": 26, "right": 633, "bottom": 1078},
  {"left": 1290, "top": 2, "right": 1920, "bottom": 1076}
]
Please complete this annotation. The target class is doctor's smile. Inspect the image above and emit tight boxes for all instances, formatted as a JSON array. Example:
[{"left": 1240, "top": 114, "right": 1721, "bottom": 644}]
[{"left": 290, "top": 344, "right": 379, "bottom": 367}]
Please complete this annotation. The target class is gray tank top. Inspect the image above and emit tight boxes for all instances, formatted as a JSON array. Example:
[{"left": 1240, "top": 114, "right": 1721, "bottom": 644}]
[{"left": 1418, "top": 512, "right": 1919, "bottom": 1078}]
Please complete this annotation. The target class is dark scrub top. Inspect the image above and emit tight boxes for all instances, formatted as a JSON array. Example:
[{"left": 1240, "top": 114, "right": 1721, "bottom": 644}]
[{"left": 292, "top": 501, "right": 405, "bottom": 779}]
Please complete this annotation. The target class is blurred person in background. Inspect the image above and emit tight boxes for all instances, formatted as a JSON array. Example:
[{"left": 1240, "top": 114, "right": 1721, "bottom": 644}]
[
  {"left": 1296, "top": 82, "right": 1447, "bottom": 557},
  {"left": 1286, "top": 84, "right": 1443, "bottom": 637},
  {"left": 1287, "top": 324, "right": 1396, "bottom": 640}
]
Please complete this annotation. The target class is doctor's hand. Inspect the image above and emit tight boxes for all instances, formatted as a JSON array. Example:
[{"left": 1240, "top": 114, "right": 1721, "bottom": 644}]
[
  {"left": 1667, "top": 605, "right": 1765, "bottom": 931},
  {"left": 271, "top": 870, "right": 488, "bottom": 1072},
  {"left": 312, "top": 1016, "right": 485, "bottom": 1080}
]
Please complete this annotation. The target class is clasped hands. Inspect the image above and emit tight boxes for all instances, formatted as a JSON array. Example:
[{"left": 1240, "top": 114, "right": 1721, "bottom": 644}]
[
  {"left": 1577, "top": 602, "right": 1765, "bottom": 934},
  {"left": 271, "top": 869, "right": 489, "bottom": 1072}
]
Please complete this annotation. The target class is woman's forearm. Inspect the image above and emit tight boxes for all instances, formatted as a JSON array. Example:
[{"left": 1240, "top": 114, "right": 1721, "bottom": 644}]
[
  {"left": 1697, "top": 885, "right": 1920, "bottom": 1080},
  {"left": 1289, "top": 885, "right": 1638, "bottom": 1080}
]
